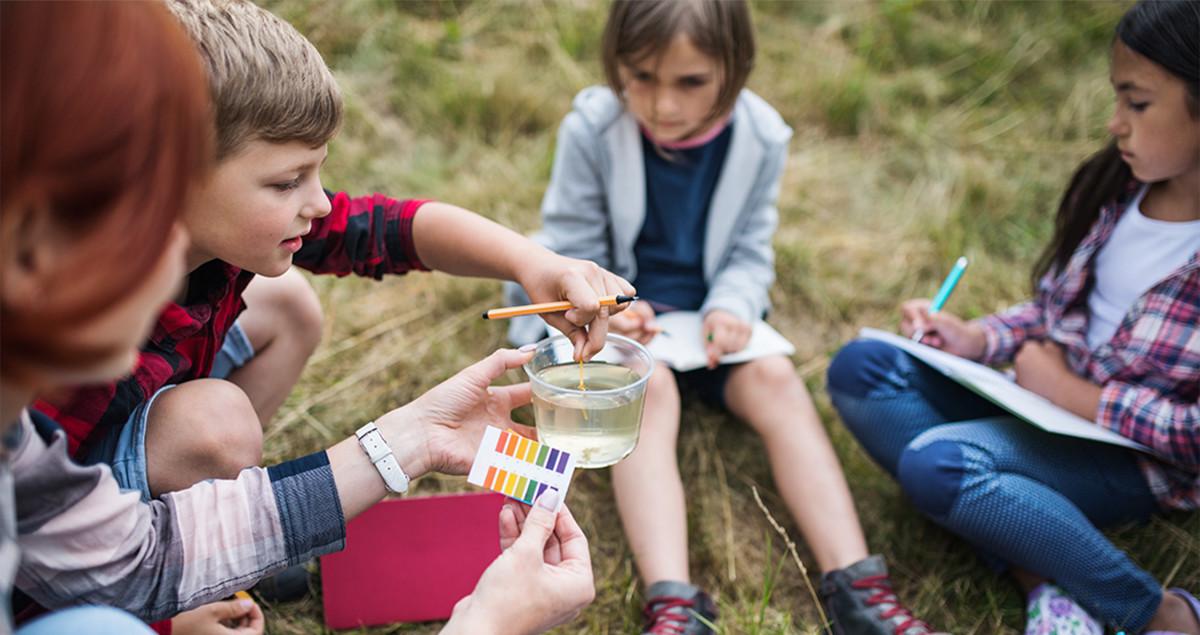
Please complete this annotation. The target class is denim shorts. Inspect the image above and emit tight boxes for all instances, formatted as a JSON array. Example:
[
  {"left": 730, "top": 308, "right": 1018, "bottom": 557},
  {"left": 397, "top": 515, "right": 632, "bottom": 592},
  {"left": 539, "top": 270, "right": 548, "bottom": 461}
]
[
  {"left": 674, "top": 364, "right": 734, "bottom": 411},
  {"left": 85, "top": 321, "right": 255, "bottom": 501}
]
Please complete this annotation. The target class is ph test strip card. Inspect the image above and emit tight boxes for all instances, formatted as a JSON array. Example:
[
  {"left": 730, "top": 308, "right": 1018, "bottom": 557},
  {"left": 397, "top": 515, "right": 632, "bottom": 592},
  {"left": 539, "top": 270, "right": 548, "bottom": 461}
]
[{"left": 467, "top": 426, "right": 575, "bottom": 510}]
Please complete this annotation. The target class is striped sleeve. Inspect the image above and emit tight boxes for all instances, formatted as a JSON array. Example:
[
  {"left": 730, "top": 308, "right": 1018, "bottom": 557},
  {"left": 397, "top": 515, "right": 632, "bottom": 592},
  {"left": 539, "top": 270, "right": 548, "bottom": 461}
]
[{"left": 13, "top": 415, "right": 346, "bottom": 623}]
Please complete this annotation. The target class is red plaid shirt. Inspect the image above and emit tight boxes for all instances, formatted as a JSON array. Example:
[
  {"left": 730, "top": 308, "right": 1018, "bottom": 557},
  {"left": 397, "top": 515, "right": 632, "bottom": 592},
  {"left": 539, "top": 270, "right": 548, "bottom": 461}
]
[
  {"left": 34, "top": 191, "right": 429, "bottom": 459},
  {"left": 977, "top": 181, "right": 1200, "bottom": 510}
]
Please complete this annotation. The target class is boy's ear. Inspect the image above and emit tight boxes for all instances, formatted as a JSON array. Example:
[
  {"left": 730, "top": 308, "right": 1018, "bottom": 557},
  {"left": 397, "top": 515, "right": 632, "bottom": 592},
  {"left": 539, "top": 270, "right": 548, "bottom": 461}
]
[{"left": 0, "top": 198, "right": 67, "bottom": 312}]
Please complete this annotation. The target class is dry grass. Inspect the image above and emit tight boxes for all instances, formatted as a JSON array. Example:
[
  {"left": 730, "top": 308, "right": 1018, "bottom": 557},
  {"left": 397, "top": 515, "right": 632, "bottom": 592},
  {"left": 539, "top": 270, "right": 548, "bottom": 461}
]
[{"left": 252, "top": 1, "right": 1198, "bottom": 633}]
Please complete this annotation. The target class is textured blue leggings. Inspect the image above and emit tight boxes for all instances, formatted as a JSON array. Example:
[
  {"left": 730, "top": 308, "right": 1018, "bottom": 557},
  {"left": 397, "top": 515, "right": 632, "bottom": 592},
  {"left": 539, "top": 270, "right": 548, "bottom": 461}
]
[{"left": 826, "top": 339, "right": 1163, "bottom": 632}]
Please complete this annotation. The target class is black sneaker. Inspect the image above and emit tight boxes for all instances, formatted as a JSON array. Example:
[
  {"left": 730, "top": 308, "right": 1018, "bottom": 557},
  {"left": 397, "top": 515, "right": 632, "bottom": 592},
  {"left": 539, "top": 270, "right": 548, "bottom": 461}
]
[
  {"left": 641, "top": 580, "right": 718, "bottom": 635},
  {"left": 252, "top": 559, "right": 314, "bottom": 603},
  {"left": 819, "top": 555, "right": 949, "bottom": 635}
]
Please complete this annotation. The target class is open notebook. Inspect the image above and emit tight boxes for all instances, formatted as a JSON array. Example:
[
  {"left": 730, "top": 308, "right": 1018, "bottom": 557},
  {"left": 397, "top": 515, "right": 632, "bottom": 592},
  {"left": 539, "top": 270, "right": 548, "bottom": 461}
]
[
  {"left": 645, "top": 311, "right": 795, "bottom": 371},
  {"left": 859, "top": 328, "right": 1153, "bottom": 455}
]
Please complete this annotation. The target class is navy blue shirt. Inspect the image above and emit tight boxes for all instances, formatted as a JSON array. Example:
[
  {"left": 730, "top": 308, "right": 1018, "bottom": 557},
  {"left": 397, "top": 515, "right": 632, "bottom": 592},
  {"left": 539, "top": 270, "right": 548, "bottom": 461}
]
[{"left": 633, "top": 124, "right": 733, "bottom": 311}]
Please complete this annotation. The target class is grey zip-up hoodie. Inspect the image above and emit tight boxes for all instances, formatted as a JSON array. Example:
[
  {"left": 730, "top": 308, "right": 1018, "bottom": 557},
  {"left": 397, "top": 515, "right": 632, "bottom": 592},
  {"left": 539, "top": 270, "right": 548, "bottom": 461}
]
[{"left": 505, "top": 85, "right": 793, "bottom": 346}]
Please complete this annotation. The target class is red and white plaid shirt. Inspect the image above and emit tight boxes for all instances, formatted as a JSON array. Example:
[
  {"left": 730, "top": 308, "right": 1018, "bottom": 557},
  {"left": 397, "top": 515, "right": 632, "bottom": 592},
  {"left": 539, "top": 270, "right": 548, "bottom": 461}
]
[{"left": 977, "top": 180, "right": 1200, "bottom": 510}]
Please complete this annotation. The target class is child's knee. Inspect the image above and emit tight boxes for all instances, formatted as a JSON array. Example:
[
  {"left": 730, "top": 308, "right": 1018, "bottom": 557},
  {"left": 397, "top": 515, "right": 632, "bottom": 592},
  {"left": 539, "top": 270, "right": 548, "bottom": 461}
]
[
  {"left": 276, "top": 269, "right": 324, "bottom": 344},
  {"left": 896, "top": 439, "right": 966, "bottom": 519},
  {"left": 741, "top": 355, "right": 804, "bottom": 391},
  {"left": 826, "top": 339, "right": 904, "bottom": 398},
  {"left": 150, "top": 379, "right": 264, "bottom": 472},
  {"left": 646, "top": 365, "right": 678, "bottom": 400}
]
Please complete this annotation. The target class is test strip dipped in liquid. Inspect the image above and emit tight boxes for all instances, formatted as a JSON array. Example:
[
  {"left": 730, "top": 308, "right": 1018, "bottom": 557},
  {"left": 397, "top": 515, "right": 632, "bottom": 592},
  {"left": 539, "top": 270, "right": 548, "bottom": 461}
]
[{"left": 579, "top": 359, "right": 588, "bottom": 420}]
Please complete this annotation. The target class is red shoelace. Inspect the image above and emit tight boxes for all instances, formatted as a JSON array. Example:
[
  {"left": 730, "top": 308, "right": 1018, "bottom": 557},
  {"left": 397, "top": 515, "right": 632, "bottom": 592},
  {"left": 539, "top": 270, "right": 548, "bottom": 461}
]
[
  {"left": 644, "top": 596, "right": 697, "bottom": 635},
  {"left": 849, "top": 574, "right": 935, "bottom": 635}
]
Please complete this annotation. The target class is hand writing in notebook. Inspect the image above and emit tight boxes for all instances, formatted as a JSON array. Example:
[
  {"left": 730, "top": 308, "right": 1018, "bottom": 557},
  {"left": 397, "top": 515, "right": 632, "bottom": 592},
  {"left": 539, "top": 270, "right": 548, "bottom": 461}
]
[{"left": 898, "top": 298, "right": 986, "bottom": 360}]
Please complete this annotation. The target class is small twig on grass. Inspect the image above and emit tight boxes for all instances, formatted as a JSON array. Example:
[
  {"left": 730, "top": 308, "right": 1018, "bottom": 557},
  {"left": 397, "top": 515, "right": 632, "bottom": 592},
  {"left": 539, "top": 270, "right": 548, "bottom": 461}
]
[
  {"left": 299, "top": 410, "right": 337, "bottom": 442},
  {"left": 751, "top": 486, "right": 829, "bottom": 633}
]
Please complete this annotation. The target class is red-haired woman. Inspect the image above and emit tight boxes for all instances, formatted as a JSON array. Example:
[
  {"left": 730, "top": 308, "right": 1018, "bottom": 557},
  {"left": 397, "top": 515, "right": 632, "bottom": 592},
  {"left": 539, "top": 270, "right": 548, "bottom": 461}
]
[
  {"left": 1, "top": 4, "right": 593, "bottom": 635},
  {"left": 2, "top": 1, "right": 215, "bottom": 632}
]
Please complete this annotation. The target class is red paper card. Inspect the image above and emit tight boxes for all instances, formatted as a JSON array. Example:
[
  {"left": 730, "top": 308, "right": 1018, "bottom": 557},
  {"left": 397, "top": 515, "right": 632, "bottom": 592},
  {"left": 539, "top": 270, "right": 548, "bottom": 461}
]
[{"left": 320, "top": 491, "right": 505, "bottom": 629}]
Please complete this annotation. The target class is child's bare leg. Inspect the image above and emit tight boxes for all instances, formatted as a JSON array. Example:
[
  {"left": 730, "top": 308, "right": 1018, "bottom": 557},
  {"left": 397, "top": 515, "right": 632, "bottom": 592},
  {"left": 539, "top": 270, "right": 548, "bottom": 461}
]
[
  {"left": 612, "top": 365, "right": 689, "bottom": 585},
  {"left": 227, "top": 267, "right": 323, "bottom": 426},
  {"left": 1145, "top": 590, "right": 1200, "bottom": 635},
  {"left": 144, "top": 378, "right": 263, "bottom": 497},
  {"left": 725, "top": 355, "right": 868, "bottom": 573}
]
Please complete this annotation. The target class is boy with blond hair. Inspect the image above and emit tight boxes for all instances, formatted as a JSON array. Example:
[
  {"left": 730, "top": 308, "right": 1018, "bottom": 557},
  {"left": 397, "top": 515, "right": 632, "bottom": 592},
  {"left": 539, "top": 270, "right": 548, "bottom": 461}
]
[{"left": 31, "top": 0, "right": 629, "bottom": 624}]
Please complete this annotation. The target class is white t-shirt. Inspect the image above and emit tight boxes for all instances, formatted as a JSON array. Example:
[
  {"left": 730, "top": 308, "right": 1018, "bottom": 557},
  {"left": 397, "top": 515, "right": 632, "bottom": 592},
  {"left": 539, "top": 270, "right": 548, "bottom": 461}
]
[{"left": 1087, "top": 184, "right": 1200, "bottom": 349}]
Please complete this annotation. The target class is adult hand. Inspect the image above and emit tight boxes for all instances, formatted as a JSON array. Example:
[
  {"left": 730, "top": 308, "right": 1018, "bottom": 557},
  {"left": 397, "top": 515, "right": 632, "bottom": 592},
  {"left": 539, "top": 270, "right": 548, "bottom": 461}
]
[
  {"left": 899, "top": 299, "right": 986, "bottom": 360},
  {"left": 517, "top": 252, "right": 636, "bottom": 361},
  {"left": 702, "top": 309, "right": 751, "bottom": 369},
  {"left": 170, "top": 598, "right": 264, "bottom": 635},
  {"left": 377, "top": 348, "right": 536, "bottom": 480},
  {"left": 608, "top": 300, "right": 660, "bottom": 346},
  {"left": 445, "top": 490, "right": 595, "bottom": 635}
]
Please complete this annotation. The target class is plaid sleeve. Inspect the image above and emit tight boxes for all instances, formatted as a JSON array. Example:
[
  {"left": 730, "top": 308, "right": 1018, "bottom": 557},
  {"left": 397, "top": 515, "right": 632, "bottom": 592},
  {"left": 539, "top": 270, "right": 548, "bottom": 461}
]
[
  {"left": 975, "top": 298, "right": 1048, "bottom": 366},
  {"left": 14, "top": 414, "right": 346, "bottom": 624},
  {"left": 1095, "top": 271, "right": 1200, "bottom": 470},
  {"left": 1099, "top": 381, "right": 1200, "bottom": 469},
  {"left": 293, "top": 191, "right": 431, "bottom": 279}
]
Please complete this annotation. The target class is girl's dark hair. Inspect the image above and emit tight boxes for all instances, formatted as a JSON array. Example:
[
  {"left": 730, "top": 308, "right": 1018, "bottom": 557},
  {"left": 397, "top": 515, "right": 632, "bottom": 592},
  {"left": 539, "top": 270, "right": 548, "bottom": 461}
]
[
  {"left": 602, "top": 0, "right": 755, "bottom": 138},
  {"left": 1032, "top": 0, "right": 1199, "bottom": 287}
]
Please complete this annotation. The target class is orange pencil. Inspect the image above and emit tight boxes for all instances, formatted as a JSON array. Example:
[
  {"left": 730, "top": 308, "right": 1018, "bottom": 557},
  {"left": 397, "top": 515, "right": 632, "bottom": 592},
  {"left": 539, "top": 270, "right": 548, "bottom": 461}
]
[{"left": 482, "top": 294, "right": 637, "bottom": 320}]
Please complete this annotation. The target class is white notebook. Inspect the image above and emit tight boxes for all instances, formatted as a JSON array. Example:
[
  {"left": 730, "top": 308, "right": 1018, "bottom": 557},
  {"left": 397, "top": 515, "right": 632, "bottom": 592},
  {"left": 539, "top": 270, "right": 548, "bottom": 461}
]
[
  {"left": 645, "top": 311, "right": 795, "bottom": 372},
  {"left": 858, "top": 327, "right": 1154, "bottom": 455}
]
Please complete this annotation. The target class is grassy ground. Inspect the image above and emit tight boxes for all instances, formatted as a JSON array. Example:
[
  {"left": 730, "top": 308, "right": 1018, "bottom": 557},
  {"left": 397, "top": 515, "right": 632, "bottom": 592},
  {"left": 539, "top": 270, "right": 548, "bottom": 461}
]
[{"left": 253, "top": 1, "right": 1198, "bottom": 633}]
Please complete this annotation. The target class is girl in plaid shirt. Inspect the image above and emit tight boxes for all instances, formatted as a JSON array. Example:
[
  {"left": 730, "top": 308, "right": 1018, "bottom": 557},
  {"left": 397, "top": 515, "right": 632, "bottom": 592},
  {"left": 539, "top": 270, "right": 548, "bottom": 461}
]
[{"left": 827, "top": 1, "right": 1199, "bottom": 634}]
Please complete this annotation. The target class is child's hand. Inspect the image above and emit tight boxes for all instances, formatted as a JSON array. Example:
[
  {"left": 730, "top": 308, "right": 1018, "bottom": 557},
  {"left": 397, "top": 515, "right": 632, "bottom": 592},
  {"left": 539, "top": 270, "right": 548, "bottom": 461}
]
[
  {"left": 609, "top": 300, "right": 660, "bottom": 345},
  {"left": 1013, "top": 340, "right": 1101, "bottom": 419},
  {"left": 900, "top": 299, "right": 985, "bottom": 360},
  {"left": 170, "top": 597, "right": 264, "bottom": 635},
  {"left": 702, "top": 309, "right": 751, "bottom": 369},
  {"left": 517, "top": 253, "right": 636, "bottom": 361},
  {"left": 445, "top": 491, "right": 594, "bottom": 635}
]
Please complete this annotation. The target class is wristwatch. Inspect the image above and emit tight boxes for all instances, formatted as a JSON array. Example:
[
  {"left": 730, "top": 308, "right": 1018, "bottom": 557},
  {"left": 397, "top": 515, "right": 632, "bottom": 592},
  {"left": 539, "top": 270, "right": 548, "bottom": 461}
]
[{"left": 355, "top": 421, "right": 410, "bottom": 494}]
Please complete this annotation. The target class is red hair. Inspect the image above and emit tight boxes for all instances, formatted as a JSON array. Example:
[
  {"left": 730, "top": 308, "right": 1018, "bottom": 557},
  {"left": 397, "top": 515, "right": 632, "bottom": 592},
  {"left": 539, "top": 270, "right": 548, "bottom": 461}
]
[{"left": 1, "top": 1, "right": 212, "bottom": 382}]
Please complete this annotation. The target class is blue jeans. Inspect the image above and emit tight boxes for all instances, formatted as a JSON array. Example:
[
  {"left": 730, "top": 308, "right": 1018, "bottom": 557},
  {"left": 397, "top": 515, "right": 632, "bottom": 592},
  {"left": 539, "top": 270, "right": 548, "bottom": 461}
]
[
  {"left": 17, "top": 606, "right": 154, "bottom": 634},
  {"left": 826, "top": 339, "right": 1163, "bottom": 632},
  {"left": 85, "top": 321, "right": 256, "bottom": 501}
]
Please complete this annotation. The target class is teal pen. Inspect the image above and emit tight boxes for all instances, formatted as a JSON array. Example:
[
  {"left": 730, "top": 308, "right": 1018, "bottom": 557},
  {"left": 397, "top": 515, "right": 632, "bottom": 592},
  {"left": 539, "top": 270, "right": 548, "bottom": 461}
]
[{"left": 911, "top": 256, "right": 968, "bottom": 342}]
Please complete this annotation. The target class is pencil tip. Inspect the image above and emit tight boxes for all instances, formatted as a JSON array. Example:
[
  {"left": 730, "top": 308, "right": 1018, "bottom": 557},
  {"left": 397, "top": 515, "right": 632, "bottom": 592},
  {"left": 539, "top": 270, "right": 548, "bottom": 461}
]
[{"left": 481, "top": 312, "right": 490, "bottom": 320}]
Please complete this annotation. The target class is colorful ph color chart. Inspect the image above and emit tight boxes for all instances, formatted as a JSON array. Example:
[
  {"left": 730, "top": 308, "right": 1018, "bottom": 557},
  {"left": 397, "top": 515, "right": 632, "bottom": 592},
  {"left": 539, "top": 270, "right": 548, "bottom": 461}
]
[{"left": 467, "top": 426, "right": 575, "bottom": 510}]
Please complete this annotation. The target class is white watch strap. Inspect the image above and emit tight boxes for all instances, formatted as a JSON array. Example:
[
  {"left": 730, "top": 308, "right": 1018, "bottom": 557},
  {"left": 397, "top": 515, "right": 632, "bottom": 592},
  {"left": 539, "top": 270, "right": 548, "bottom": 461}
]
[{"left": 355, "top": 422, "right": 409, "bottom": 494}]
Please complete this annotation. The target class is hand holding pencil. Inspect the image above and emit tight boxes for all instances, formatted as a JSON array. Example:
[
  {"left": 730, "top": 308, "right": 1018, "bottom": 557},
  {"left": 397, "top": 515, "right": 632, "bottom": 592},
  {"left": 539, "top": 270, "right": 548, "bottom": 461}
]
[
  {"left": 909, "top": 256, "right": 967, "bottom": 344},
  {"left": 483, "top": 295, "right": 637, "bottom": 320},
  {"left": 899, "top": 257, "right": 987, "bottom": 360},
  {"left": 502, "top": 254, "right": 637, "bottom": 361},
  {"left": 899, "top": 299, "right": 988, "bottom": 360}
]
